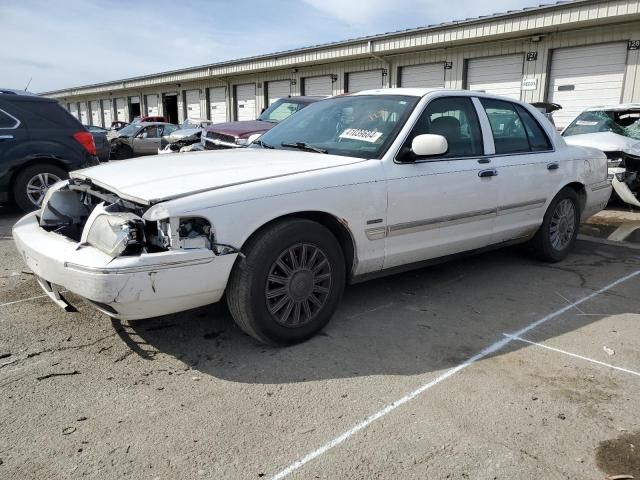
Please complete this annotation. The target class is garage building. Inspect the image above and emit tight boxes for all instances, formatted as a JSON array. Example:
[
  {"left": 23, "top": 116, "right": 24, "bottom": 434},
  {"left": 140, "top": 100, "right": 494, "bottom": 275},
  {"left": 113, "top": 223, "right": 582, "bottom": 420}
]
[{"left": 47, "top": 0, "right": 640, "bottom": 129}]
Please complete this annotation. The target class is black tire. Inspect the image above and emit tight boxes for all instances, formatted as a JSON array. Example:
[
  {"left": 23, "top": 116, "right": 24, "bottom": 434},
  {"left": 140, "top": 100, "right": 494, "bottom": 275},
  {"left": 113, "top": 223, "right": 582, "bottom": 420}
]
[
  {"left": 112, "top": 144, "right": 133, "bottom": 160},
  {"left": 227, "top": 219, "right": 346, "bottom": 346},
  {"left": 13, "top": 163, "right": 68, "bottom": 212},
  {"left": 528, "top": 187, "right": 580, "bottom": 263}
]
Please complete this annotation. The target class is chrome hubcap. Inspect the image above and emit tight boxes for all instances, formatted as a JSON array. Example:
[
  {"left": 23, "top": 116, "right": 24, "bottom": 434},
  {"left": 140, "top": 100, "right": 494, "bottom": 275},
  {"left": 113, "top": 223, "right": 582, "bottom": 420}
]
[
  {"left": 26, "top": 172, "right": 61, "bottom": 207},
  {"left": 265, "top": 243, "right": 332, "bottom": 327},
  {"left": 549, "top": 199, "right": 576, "bottom": 251}
]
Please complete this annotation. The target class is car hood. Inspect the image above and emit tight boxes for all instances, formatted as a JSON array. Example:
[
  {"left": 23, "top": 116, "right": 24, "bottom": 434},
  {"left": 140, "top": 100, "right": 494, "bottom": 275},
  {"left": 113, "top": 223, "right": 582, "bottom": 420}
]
[
  {"left": 205, "top": 120, "right": 274, "bottom": 138},
  {"left": 563, "top": 131, "right": 640, "bottom": 155},
  {"left": 71, "top": 148, "right": 364, "bottom": 205},
  {"left": 166, "top": 127, "right": 201, "bottom": 139}
]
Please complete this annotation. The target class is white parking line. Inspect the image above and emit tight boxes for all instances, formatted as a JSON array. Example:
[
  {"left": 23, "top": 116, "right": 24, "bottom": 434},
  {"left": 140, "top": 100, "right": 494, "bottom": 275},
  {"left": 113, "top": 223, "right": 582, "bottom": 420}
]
[
  {"left": 269, "top": 269, "right": 640, "bottom": 480},
  {"left": 504, "top": 334, "right": 640, "bottom": 378},
  {"left": 0, "top": 294, "right": 49, "bottom": 308}
]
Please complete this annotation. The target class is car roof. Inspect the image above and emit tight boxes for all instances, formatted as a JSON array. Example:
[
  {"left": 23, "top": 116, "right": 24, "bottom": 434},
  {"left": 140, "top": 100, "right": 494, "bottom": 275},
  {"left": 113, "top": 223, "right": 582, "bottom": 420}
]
[
  {"left": 0, "top": 89, "right": 40, "bottom": 97},
  {"left": 350, "top": 88, "right": 528, "bottom": 102},
  {"left": 137, "top": 121, "right": 174, "bottom": 126}
]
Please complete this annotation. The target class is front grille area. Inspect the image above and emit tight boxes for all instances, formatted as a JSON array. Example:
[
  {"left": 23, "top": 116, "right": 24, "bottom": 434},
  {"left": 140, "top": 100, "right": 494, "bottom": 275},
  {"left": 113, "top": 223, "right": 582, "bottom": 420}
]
[{"left": 206, "top": 131, "right": 235, "bottom": 144}]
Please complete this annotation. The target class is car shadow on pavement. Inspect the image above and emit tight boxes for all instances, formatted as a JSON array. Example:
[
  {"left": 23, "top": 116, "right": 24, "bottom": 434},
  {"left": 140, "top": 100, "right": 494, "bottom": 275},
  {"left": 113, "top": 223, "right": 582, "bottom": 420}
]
[{"left": 114, "top": 241, "right": 640, "bottom": 385}]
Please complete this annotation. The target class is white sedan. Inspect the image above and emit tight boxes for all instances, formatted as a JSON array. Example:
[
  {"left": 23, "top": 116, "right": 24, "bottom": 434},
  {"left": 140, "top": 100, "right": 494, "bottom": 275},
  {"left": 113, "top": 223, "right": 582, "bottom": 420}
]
[{"left": 13, "top": 89, "right": 611, "bottom": 345}]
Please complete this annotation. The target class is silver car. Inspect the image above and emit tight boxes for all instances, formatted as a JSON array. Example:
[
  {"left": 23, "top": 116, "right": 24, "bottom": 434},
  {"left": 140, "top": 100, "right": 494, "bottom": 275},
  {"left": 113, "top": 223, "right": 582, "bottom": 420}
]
[{"left": 110, "top": 122, "right": 178, "bottom": 159}]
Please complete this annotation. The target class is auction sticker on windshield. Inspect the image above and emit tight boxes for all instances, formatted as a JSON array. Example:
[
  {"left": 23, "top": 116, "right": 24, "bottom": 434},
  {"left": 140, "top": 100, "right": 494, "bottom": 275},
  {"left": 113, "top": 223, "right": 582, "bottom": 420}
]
[{"left": 339, "top": 128, "right": 383, "bottom": 143}]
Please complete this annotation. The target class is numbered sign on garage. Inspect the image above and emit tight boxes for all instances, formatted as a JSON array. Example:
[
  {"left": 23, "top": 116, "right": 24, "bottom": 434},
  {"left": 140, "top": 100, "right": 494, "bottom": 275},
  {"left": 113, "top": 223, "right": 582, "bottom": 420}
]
[
  {"left": 208, "top": 87, "right": 227, "bottom": 123},
  {"left": 346, "top": 70, "right": 383, "bottom": 93},
  {"left": 115, "top": 98, "right": 126, "bottom": 121},
  {"left": 185, "top": 90, "right": 201, "bottom": 120},
  {"left": 79, "top": 103, "right": 88, "bottom": 124},
  {"left": 235, "top": 84, "right": 256, "bottom": 121},
  {"left": 90, "top": 101, "right": 101, "bottom": 126},
  {"left": 548, "top": 43, "right": 627, "bottom": 128},
  {"left": 466, "top": 54, "right": 524, "bottom": 99},
  {"left": 266, "top": 80, "right": 291, "bottom": 106},
  {"left": 102, "top": 99, "right": 112, "bottom": 127},
  {"left": 302, "top": 76, "right": 333, "bottom": 96},
  {"left": 146, "top": 94, "right": 159, "bottom": 116},
  {"left": 399, "top": 63, "right": 445, "bottom": 88}
]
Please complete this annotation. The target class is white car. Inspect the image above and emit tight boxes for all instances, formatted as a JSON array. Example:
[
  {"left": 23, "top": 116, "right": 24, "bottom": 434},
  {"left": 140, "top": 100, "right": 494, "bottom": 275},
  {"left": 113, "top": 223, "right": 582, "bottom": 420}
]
[
  {"left": 13, "top": 89, "right": 611, "bottom": 345},
  {"left": 562, "top": 104, "right": 640, "bottom": 208}
]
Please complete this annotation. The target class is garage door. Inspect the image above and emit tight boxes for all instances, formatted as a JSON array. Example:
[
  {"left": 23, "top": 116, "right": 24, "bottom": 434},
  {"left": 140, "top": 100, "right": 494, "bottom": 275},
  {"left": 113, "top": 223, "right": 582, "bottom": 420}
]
[
  {"left": 548, "top": 43, "right": 628, "bottom": 128},
  {"left": 69, "top": 104, "right": 79, "bottom": 120},
  {"left": 185, "top": 90, "right": 201, "bottom": 119},
  {"left": 146, "top": 94, "right": 159, "bottom": 116},
  {"left": 208, "top": 87, "right": 227, "bottom": 123},
  {"left": 266, "top": 80, "right": 291, "bottom": 106},
  {"left": 303, "top": 76, "right": 333, "bottom": 96},
  {"left": 90, "top": 101, "right": 101, "bottom": 126},
  {"left": 466, "top": 54, "right": 524, "bottom": 99},
  {"left": 346, "top": 70, "right": 384, "bottom": 93},
  {"left": 102, "top": 99, "right": 112, "bottom": 127},
  {"left": 399, "top": 63, "right": 445, "bottom": 88},
  {"left": 79, "top": 103, "right": 88, "bottom": 124},
  {"left": 235, "top": 84, "right": 256, "bottom": 121},
  {"left": 115, "top": 98, "right": 126, "bottom": 121}
]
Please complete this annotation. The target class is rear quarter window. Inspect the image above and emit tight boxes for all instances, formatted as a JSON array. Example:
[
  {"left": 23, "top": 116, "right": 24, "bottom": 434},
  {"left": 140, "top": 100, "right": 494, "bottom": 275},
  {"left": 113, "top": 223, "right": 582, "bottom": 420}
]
[{"left": 0, "top": 108, "right": 19, "bottom": 128}]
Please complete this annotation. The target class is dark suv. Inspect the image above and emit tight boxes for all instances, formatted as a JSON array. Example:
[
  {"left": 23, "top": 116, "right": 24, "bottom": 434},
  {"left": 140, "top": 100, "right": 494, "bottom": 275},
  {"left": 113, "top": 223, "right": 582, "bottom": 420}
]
[{"left": 0, "top": 89, "right": 99, "bottom": 211}]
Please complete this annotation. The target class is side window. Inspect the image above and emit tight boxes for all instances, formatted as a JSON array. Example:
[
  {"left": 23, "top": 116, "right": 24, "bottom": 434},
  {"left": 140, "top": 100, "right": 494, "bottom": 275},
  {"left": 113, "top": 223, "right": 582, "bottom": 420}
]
[
  {"left": 0, "top": 109, "right": 19, "bottom": 129},
  {"left": 515, "top": 105, "right": 552, "bottom": 151},
  {"left": 404, "top": 97, "right": 483, "bottom": 159},
  {"left": 480, "top": 99, "right": 529, "bottom": 154}
]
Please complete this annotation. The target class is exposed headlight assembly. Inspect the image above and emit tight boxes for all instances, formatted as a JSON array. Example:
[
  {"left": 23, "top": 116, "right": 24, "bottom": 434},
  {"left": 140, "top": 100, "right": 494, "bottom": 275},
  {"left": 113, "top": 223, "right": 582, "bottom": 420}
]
[{"left": 80, "top": 203, "right": 145, "bottom": 257}]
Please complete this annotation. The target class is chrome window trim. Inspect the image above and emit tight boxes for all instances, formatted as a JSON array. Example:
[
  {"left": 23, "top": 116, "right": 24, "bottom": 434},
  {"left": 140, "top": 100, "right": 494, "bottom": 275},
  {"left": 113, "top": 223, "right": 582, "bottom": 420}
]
[{"left": 0, "top": 108, "right": 21, "bottom": 130}]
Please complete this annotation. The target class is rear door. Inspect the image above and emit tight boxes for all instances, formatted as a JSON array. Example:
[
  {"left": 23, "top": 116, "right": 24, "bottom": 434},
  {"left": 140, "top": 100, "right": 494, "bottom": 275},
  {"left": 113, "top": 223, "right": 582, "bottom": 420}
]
[
  {"left": 477, "top": 98, "right": 561, "bottom": 243},
  {"left": 0, "top": 104, "right": 28, "bottom": 179}
]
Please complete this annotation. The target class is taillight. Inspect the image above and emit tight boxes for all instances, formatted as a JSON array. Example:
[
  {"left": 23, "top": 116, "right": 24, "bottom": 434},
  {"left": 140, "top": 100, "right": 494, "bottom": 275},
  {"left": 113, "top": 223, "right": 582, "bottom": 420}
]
[{"left": 73, "top": 131, "right": 97, "bottom": 156}]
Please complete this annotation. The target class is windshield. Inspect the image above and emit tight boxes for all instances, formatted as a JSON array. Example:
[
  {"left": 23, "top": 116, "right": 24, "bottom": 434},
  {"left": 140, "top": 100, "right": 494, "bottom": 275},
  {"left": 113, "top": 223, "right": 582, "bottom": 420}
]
[
  {"left": 563, "top": 110, "right": 640, "bottom": 140},
  {"left": 117, "top": 123, "right": 141, "bottom": 137},
  {"left": 254, "top": 95, "right": 419, "bottom": 159},
  {"left": 181, "top": 119, "right": 209, "bottom": 129},
  {"left": 257, "top": 99, "right": 312, "bottom": 123}
]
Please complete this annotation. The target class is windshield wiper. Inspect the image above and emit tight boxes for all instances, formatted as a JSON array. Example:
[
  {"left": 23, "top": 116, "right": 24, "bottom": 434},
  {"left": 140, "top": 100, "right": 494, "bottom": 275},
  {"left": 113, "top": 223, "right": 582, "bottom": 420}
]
[
  {"left": 281, "top": 142, "right": 328, "bottom": 154},
  {"left": 254, "top": 139, "right": 275, "bottom": 149}
]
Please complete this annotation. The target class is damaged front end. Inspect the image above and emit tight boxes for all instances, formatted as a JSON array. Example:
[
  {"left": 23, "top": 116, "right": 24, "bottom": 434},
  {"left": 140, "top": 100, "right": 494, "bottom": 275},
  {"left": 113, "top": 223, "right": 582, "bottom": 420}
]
[
  {"left": 606, "top": 152, "right": 640, "bottom": 208},
  {"left": 40, "top": 178, "right": 230, "bottom": 258}
]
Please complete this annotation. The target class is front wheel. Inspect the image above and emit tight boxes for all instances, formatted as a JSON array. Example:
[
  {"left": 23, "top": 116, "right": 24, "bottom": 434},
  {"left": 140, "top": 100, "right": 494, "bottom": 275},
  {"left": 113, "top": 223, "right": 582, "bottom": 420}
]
[
  {"left": 528, "top": 187, "right": 580, "bottom": 262},
  {"left": 226, "top": 219, "right": 346, "bottom": 346}
]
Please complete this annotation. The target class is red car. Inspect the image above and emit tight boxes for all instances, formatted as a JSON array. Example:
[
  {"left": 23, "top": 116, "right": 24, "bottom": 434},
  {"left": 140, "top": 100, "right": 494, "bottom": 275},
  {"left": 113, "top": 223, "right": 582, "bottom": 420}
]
[
  {"left": 202, "top": 96, "right": 323, "bottom": 149},
  {"left": 133, "top": 115, "right": 168, "bottom": 123}
]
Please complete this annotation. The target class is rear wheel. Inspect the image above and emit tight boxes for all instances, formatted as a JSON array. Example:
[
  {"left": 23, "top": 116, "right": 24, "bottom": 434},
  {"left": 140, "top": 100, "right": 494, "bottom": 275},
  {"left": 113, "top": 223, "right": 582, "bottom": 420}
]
[
  {"left": 227, "top": 219, "right": 346, "bottom": 346},
  {"left": 112, "top": 144, "right": 133, "bottom": 160},
  {"left": 528, "top": 187, "right": 580, "bottom": 262},
  {"left": 14, "top": 163, "right": 67, "bottom": 212}
]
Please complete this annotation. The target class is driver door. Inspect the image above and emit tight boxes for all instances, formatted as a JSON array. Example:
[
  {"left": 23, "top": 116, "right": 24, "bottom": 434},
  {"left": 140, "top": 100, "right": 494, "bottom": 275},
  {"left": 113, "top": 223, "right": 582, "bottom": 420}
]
[
  {"left": 383, "top": 96, "right": 498, "bottom": 269},
  {"left": 132, "top": 125, "right": 162, "bottom": 154}
]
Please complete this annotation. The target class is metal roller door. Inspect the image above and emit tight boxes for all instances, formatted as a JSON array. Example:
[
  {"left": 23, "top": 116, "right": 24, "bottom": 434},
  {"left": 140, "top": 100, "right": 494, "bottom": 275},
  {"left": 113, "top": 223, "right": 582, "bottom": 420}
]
[
  {"left": 69, "top": 104, "right": 79, "bottom": 120},
  {"left": 79, "top": 103, "right": 88, "bottom": 124},
  {"left": 185, "top": 90, "right": 201, "bottom": 119},
  {"left": 208, "top": 87, "right": 227, "bottom": 123},
  {"left": 548, "top": 43, "right": 627, "bottom": 128},
  {"left": 399, "top": 63, "right": 445, "bottom": 88},
  {"left": 90, "top": 101, "right": 101, "bottom": 126},
  {"left": 235, "top": 84, "right": 256, "bottom": 121},
  {"left": 146, "top": 94, "right": 159, "bottom": 116},
  {"left": 466, "top": 54, "right": 524, "bottom": 99},
  {"left": 303, "top": 76, "right": 333, "bottom": 96},
  {"left": 346, "top": 70, "right": 383, "bottom": 93},
  {"left": 266, "top": 80, "right": 291, "bottom": 106},
  {"left": 115, "top": 98, "right": 126, "bottom": 121},
  {"left": 102, "top": 99, "right": 112, "bottom": 127}
]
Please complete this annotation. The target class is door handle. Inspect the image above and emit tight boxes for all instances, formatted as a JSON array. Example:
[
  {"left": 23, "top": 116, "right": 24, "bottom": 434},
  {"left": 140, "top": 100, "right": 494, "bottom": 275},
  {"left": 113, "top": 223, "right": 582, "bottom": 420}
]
[
  {"left": 0, "top": 135, "right": 14, "bottom": 142},
  {"left": 547, "top": 162, "right": 559, "bottom": 171},
  {"left": 477, "top": 158, "right": 491, "bottom": 164},
  {"left": 478, "top": 168, "right": 498, "bottom": 178}
]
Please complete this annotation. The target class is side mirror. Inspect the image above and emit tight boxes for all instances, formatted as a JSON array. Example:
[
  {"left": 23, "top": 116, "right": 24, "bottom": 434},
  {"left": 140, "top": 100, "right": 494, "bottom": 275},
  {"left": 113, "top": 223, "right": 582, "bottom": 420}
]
[
  {"left": 247, "top": 133, "right": 262, "bottom": 144},
  {"left": 411, "top": 134, "right": 448, "bottom": 157}
]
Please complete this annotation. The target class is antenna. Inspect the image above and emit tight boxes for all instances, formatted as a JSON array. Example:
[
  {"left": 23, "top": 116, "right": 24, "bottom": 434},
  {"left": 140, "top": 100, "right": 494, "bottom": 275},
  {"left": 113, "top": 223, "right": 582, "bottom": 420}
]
[{"left": 24, "top": 77, "right": 32, "bottom": 91}]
